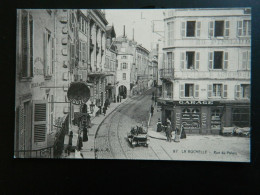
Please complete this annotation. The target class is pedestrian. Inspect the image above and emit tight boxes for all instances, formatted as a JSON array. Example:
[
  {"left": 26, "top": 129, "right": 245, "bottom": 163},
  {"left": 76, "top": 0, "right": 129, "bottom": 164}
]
[
  {"left": 67, "top": 131, "right": 73, "bottom": 156},
  {"left": 166, "top": 118, "right": 171, "bottom": 126},
  {"left": 77, "top": 132, "right": 83, "bottom": 151},
  {"left": 119, "top": 96, "right": 122, "bottom": 102},
  {"left": 174, "top": 127, "right": 181, "bottom": 142},
  {"left": 103, "top": 106, "right": 107, "bottom": 116},
  {"left": 117, "top": 95, "right": 119, "bottom": 103},
  {"left": 150, "top": 105, "right": 154, "bottom": 117},
  {"left": 180, "top": 124, "right": 187, "bottom": 139},
  {"left": 167, "top": 124, "right": 172, "bottom": 142},
  {"left": 156, "top": 118, "right": 162, "bottom": 132},
  {"left": 154, "top": 96, "right": 157, "bottom": 106},
  {"left": 86, "top": 114, "right": 91, "bottom": 128},
  {"left": 83, "top": 126, "right": 88, "bottom": 142}
]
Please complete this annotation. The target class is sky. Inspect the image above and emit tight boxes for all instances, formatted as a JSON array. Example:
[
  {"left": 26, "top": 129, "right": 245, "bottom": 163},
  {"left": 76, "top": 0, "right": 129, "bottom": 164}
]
[{"left": 105, "top": 9, "right": 165, "bottom": 51}]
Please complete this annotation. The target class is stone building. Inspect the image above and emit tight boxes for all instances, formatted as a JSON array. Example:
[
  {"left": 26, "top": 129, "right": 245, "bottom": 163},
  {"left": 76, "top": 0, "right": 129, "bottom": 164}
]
[
  {"left": 158, "top": 8, "right": 251, "bottom": 134},
  {"left": 105, "top": 25, "right": 118, "bottom": 103}
]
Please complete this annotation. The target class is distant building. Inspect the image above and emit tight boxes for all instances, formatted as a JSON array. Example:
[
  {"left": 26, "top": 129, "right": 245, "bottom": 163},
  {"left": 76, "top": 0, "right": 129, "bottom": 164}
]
[{"left": 158, "top": 8, "right": 251, "bottom": 134}]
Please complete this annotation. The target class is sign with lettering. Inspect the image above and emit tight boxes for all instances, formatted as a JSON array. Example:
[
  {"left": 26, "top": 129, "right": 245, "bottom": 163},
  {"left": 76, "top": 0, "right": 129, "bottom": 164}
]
[
  {"left": 31, "top": 82, "right": 45, "bottom": 88},
  {"left": 67, "top": 82, "right": 90, "bottom": 105},
  {"left": 176, "top": 112, "right": 181, "bottom": 128},
  {"left": 177, "top": 101, "right": 219, "bottom": 105}
]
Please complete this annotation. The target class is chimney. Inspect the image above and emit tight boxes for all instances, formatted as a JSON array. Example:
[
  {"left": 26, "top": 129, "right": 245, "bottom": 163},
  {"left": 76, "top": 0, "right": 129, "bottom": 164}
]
[{"left": 123, "top": 25, "right": 125, "bottom": 37}]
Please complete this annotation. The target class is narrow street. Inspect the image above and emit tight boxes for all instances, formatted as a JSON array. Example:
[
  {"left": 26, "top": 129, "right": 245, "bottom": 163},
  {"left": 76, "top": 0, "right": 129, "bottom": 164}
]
[{"left": 95, "top": 88, "right": 161, "bottom": 160}]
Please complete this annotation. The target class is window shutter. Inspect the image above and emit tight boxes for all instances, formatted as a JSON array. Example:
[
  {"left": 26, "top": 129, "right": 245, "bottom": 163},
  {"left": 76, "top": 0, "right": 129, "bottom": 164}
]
[
  {"left": 224, "top": 52, "right": 228, "bottom": 70},
  {"left": 180, "top": 84, "right": 184, "bottom": 98},
  {"left": 29, "top": 14, "right": 33, "bottom": 77},
  {"left": 195, "top": 52, "right": 200, "bottom": 70},
  {"left": 21, "top": 10, "right": 28, "bottom": 77},
  {"left": 237, "top": 21, "right": 243, "bottom": 36},
  {"left": 43, "top": 30, "right": 47, "bottom": 76},
  {"left": 126, "top": 63, "right": 128, "bottom": 69},
  {"left": 208, "top": 84, "right": 212, "bottom": 98},
  {"left": 242, "top": 51, "right": 247, "bottom": 70},
  {"left": 51, "top": 37, "right": 55, "bottom": 74},
  {"left": 172, "top": 52, "right": 174, "bottom": 68},
  {"left": 32, "top": 100, "right": 47, "bottom": 148},
  {"left": 208, "top": 52, "right": 213, "bottom": 69},
  {"left": 225, "top": 21, "right": 230, "bottom": 37},
  {"left": 120, "top": 63, "right": 122, "bottom": 70},
  {"left": 18, "top": 104, "right": 25, "bottom": 151},
  {"left": 195, "top": 84, "right": 199, "bottom": 98},
  {"left": 209, "top": 21, "right": 214, "bottom": 37},
  {"left": 235, "top": 85, "right": 241, "bottom": 99},
  {"left": 223, "top": 84, "right": 228, "bottom": 98},
  {"left": 180, "top": 52, "right": 185, "bottom": 70},
  {"left": 181, "top": 22, "right": 186, "bottom": 37},
  {"left": 71, "top": 43, "right": 75, "bottom": 70},
  {"left": 196, "top": 21, "right": 201, "bottom": 37},
  {"left": 247, "top": 51, "right": 251, "bottom": 70}
]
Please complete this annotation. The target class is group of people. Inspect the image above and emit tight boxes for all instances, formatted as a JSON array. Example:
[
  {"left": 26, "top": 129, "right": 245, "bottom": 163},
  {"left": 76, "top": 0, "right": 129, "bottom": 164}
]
[{"left": 156, "top": 118, "right": 186, "bottom": 142}]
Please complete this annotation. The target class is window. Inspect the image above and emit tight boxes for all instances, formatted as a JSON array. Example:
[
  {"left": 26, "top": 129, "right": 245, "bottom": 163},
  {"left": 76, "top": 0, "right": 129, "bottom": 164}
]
[
  {"left": 181, "top": 51, "right": 200, "bottom": 70},
  {"left": 181, "top": 21, "right": 201, "bottom": 38},
  {"left": 209, "top": 20, "right": 229, "bottom": 37},
  {"left": 238, "top": 20, "right": 251, "bottom": 36},
  {"left": 44, "top": 29, "right": 54, "bottom": 77},
  {"left": 123, "top": 73, "right": 126, "bottom": 80},
  {"left": 208, "top": 84, "right": 227, "bottom": 98},
  {"left": 235, "top": 84, "right": 250, "bottom": 99},
  {"left": 186, "top": 52, "right": 195, "bottom": 69},
  {"left": 242, "top": 51, "right": 251, "bottom": 70},
  {"left": 213, "top": 84, "right": 222, "bottom": 97},
  {"left": 122, "top": 63, "right": 127, "bottom": 69},
  {"left": 166, "top": 52, "right": 173, "bottom": 70},
  {"left": 186, "top": 21, "right": 196, "bottom": 37},
  {"left": 214, "top": 21, "right": 224, "bottom": 37},
  {"left": 184, "top": 84, "right": 194, "bottom": 97},
  {"left": 167, "top": 22, "right": 174, "bottom": 46},
  {"left": 21, "top": 10, "right": 33, "bottom": 78},
  {"left": 209, "top": 51, "right": 228, "bottom": 70},
  {"left": 232, "top": 108, "right": 250, "bottom": 127},
  {"left": 121, "top": 55, "right": 127, "bottom": 59}
]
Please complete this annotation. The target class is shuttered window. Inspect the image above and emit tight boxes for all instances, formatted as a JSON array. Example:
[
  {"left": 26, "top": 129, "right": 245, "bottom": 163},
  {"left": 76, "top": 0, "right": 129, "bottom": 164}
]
[
  {"left": 70, "top": 43, "right": 75, "bottom": 72},
  {"left": 194, "top": 84, "right": 199, "bottom": 98},
  {"left": 79, "top": 41, "right": 82, "bottom": 61},
  {"left": 195, "top": 52, "right": 200, "bottom": 70},
  {"left": 208, "top": 84, "right": 213, "bottom": 98},
  {"left": 181, "top": 22, "right": 186, "bottom": 37},
  {"left": 223, "top": 84, "right": 228, "bottom": 98},
  {"left": 225, "top": 21, "right": 230, "bottom": 37},
  {"left": 242, "top": 51, "right": 250, "bottom": 70},
  {"left": 223, "top": 52, "right": 228, "bottom": 70},
  {"left": 235, "top": 85, "right": 241, "bottom": 99},
  {"left": 180, "top": 52, "right": 185, "bottom": 70},
  {"left": 44, "top": 29, "right": 53, "bottom": 77},
  {"left": 21, "top": 10, "right": 33, "bottom": 78},
  {"left": 196, "top": 22, "right": 201, "bottom": 37},
  {"left": 208, "top": 21, "right": 214, "bottom": 37},
  {"left": 180, "top": 84, "right": 184, "bottom": 98},
  {"left": 18, "top": 104, "right": 25, "bottom": 150},
  {"left": 208, "top": 52, "right": 213, "bottom": 69},
  {"left": 33, "top": 101, "right": 47, "bottom": 143}
]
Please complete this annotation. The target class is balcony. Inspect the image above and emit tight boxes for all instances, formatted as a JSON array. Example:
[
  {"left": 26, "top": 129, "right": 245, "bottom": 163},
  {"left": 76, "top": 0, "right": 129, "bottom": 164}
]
[
  {"left": 164, "top": 38, "right": 250, "bottom": 48},
  {"left": 173, "top": 70, "right": 250, "bottom": 80},
  {"left": 159, "top": 68, "right": 174, "bottom": 80}
]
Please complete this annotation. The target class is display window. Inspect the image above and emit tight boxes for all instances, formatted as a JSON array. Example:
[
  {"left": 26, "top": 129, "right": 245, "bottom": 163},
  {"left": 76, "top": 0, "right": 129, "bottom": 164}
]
[
  {"left": 211, "top": 108, "right": 222, "bottom": 130},
  {"left": 232, "top": 108, "right": 250, "bottom": 127},
  {"left": 181, "top": 107, "right": 201, "bottom": 129}
]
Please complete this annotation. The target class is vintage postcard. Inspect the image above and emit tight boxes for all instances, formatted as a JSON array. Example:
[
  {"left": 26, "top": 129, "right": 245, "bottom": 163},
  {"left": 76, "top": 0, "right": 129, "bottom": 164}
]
[{"left": 15, "top": 8, "right": 251, "bottom": 162}]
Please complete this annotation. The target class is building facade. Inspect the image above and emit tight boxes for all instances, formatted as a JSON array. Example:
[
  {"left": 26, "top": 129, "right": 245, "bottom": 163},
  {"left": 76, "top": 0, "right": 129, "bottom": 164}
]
[{"left": 158, "top": 8, "right": 251, "bottom": 134}]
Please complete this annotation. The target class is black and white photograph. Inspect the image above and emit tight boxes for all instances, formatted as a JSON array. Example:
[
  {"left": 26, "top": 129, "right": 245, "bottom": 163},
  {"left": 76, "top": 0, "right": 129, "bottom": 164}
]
[{"left": 14, "top": 8, "right": 251, "bottom": 162}]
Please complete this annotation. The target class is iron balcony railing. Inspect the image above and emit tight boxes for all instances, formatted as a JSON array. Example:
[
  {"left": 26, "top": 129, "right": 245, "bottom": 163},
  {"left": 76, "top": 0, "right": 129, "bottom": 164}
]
[{"left": 159, "top": 68, "right": 174, "bottom": 79}]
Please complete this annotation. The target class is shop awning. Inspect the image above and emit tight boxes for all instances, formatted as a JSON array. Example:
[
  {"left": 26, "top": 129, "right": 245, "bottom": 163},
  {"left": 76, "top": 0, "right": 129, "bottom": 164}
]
[{"left": 67, "top": 82, "right": 90, "bottom": 105}]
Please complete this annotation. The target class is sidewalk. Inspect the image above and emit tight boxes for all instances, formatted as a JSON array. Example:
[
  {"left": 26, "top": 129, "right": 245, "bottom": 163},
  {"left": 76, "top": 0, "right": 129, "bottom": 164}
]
[{"left": 65, "top": 98, "right": 129, "bottom": 159}]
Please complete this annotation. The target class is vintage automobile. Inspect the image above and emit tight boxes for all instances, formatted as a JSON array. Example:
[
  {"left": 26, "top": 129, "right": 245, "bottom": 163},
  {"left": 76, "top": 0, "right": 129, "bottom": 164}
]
[{"left": 127, "top": 126, "right": 150, "bottom": 148}]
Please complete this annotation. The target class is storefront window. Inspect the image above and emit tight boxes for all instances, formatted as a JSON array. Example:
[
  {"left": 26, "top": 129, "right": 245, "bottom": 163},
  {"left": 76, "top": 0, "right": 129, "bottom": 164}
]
[
  {"left": 211, "top": 109, "right": 221, "bottom": 130},
  {"left": 181, "top": 107, "right": 200, "bottom": 129},
  {"left": 232, "top": 108, "right": 250, "bottom": 127}
]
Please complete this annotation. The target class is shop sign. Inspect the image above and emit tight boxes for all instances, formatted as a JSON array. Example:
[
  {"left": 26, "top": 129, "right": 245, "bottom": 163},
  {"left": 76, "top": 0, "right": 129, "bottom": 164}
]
[
  {"left": 67, "top": 82, "right": 90, "bottom": 105},
  {"left": 178, "top": 101, "right": 218, "bottom": 105}
]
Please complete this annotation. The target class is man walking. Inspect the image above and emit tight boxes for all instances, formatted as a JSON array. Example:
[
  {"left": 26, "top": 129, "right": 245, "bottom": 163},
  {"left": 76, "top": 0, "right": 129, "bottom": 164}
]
[{"left": 150, "top": 105, "right": 154, "bottom": 117}]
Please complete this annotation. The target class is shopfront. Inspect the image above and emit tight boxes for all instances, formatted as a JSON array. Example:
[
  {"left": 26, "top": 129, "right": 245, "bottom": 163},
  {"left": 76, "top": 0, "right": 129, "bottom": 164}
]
[{"left": 159, "top": 100, "right": 250, "bottom": 135}]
